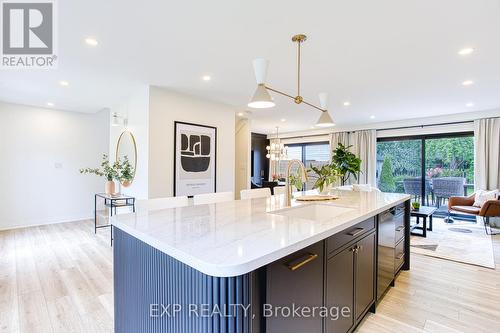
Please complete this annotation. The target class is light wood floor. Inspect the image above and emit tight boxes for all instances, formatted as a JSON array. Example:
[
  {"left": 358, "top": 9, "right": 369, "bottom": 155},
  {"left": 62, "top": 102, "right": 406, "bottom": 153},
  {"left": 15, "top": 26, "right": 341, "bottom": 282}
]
[{"left": 1, "top": 220, "right": 499, "bottom": 333}]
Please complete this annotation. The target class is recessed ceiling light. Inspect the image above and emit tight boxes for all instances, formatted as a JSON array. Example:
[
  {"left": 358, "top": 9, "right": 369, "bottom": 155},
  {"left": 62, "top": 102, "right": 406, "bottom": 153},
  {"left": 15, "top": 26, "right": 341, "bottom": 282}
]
[
  {"left": 47, "top": 102, "right": 54, "bottom": 107},
  {"left": 462, "top": 80, "right": 474, "bottom": 86},
  {"left": 202, "top": 75, "right": 211, "bottom": 81},
  {"left": 59, "top": 80, "right": 69, "bottom": 86},
  {"left": 466, "top": 102, "right": 474, "bottom": 107},
  {"left": 343, "top": 101, "right": 351, "bottom": 106},
  {"left": 84, "top": 37, "right": 98, "bottom": 46},
  {"left": 280, "top": 118, "right": 286, "bottom": 122},
  {"left": 458, "top": 48, "right": 474, "bottom": 56},
  {"left": 237, "top": 112, "right": 244, "bottom": 116},
  {"left": 370, "top": 115, "right": 375, "bottom": 119}
]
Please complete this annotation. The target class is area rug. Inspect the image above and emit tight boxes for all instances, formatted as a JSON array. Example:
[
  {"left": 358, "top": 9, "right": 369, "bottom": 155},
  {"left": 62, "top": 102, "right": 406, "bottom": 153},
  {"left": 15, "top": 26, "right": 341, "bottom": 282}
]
[{"left": 410, "top": 218, "right": 495, "bottom": 269}]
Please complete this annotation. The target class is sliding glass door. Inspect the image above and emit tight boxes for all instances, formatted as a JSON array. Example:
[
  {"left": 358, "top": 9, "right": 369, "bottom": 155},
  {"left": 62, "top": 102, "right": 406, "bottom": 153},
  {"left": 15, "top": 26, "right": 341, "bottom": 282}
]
[
  {"left": 377, "top": 133, "right": 474, "bottom": 217},
  {"left": 279, "top": 142, "right": 330, "bottom": 190}
]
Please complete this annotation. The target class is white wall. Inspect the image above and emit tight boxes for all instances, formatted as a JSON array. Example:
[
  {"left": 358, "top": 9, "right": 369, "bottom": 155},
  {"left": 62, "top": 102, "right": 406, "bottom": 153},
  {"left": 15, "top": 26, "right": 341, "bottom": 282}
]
[
  {"left": 148, "top": 86, "right": 236, "bottom": 198},
  {"left": 0, "top": 102, "right": 109, "bottom": 230},
  {"left": 235, "top": 119, "right": 251, "bottom": 199},
  {"left": 109, "top": 85, "right": 150, "bottom": 199},
  {"left": 271, "top": 108, "right": 500, "bottom": 140}
]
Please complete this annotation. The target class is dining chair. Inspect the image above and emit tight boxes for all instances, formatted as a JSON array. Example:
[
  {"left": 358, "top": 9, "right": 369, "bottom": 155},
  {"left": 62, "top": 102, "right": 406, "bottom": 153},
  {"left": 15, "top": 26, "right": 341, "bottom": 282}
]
[
  {"left": 273, "top": 186, "right": 286, "bottom": 196},
  {"left": 136, "top": 196, "right": 190, "bottom": 211},
  {"left": 193, "top": 191, "right": 234, "bottom": 205},
  {"left": 240, "top": 188, "right": 271, "bottom": 200}
]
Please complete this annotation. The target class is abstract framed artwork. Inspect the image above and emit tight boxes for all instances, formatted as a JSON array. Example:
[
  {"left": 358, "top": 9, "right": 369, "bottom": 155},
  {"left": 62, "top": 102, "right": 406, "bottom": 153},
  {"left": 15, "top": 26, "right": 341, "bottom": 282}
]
[{"left": 174, "top": 121, "right": 217, "bottom": 196}]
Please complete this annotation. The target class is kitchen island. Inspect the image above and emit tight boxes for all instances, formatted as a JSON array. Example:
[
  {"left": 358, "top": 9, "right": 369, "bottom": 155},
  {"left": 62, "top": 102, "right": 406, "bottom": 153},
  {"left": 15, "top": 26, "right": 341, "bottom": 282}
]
[{"left": 112, "top": 190, "right": 410, "bottom": 333}]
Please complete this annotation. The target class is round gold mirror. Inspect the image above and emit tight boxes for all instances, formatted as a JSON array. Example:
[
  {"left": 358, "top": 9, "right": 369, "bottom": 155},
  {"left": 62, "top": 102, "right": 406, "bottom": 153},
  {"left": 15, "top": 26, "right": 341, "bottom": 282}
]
[{"left": 116, "top": 130, "right": 137, "bottom": 187}]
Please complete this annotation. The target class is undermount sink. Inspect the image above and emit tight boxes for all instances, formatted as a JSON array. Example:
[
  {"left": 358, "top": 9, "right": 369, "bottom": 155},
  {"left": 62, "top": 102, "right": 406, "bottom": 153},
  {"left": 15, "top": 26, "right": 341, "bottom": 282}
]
[{"left": 271, "top": 204, "right": 354, "bottom": 222}]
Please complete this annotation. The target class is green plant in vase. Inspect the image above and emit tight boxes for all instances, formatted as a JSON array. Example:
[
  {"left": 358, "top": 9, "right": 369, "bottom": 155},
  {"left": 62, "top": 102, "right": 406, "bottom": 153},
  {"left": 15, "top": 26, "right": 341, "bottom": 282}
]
[
  {"left": 80, "top": 153, "right": 119, "bottom": 194},
  {"left": 309, "top": 164, "right": 338, "bottom": 194},
  {"left": 119, "top": 156, "right": 135, "bottom": 187},
  {"left": 289, "top": 173, "right": 304, "bottom": 192},
  {"left": 331, "top": 143, "right": 362, "bottom": 186}
]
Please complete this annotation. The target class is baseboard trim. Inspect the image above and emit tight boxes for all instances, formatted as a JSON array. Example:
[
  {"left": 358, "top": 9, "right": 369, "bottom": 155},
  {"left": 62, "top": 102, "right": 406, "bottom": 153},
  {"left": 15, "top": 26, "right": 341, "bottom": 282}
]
[{"left": 0, "top": 216, "right": 93, "bottom": 232}]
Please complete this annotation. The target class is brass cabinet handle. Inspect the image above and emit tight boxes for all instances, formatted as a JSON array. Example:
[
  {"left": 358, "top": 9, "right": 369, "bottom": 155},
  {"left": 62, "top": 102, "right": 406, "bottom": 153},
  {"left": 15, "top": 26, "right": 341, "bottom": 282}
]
[
  {"left": 286, "top": 253, "right": 319, "bottom": 271},
  {"left": 347, "top": 228, "right": 364, "bottom": 237},
  {"left": 349, "top": 245, "right": 361, "bottom": 254},
  {"left": 395, "top": 253, "right": 404, "bottom": 260},
  {"left": 396, "top": 226, "right": 404, "bottom": 232}
]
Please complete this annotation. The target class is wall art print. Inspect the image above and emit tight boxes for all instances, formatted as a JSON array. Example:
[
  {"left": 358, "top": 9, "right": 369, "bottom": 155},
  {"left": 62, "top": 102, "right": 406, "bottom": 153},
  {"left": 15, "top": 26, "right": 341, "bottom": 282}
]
[{"left": 174, "top": 121, "right": 216, "bottom": 196}]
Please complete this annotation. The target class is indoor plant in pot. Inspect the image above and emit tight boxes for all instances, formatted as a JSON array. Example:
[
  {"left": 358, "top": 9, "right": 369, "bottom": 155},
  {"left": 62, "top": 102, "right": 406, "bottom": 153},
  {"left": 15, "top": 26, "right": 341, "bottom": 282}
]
[
  {"left": 80, "top": 154, "right": 120, "bottom": 195},
  {"left": 331, "top": 143, "right": 362, "bottom": 186},
  {"left": 309, "top": 163, "right": 338, "bottom": 194},
  {"left": 119, "top": 155, "right": 134, "bottom": 187}
]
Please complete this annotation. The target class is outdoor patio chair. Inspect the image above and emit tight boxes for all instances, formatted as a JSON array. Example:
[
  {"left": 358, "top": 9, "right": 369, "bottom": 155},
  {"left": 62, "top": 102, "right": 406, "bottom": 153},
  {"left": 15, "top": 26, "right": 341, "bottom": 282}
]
[
  {"left": 403, "top": 178, "right": 433, "bottom": 205},
  {"left": 432, "top": 177, "right": 465, "bottom": 208}
]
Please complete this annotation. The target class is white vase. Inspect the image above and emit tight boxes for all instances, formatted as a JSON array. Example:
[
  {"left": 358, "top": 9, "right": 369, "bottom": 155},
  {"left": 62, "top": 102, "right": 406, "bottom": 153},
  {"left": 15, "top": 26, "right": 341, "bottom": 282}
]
[{"left": 320, "top": 184, "right": 332, "bottom": 195}]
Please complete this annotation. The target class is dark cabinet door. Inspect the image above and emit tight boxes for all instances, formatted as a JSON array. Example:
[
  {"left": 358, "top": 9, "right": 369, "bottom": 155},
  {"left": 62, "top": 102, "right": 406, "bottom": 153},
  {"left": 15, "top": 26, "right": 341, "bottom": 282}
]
[
  {"left": 325, "top": 247, "right": 355, "bottom": 333},
  {"left": 355, "top": 232, "right": 376, "bottom": 320},
  {"left": 266, "top": 242, "right": 324, "bottom": 333}
]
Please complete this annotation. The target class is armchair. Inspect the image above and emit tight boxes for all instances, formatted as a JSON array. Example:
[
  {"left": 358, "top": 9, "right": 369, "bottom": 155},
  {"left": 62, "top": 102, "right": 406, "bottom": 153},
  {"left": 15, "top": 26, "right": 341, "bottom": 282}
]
[{"left": 448, "top": 192, "right": 500, "bottom": 235}]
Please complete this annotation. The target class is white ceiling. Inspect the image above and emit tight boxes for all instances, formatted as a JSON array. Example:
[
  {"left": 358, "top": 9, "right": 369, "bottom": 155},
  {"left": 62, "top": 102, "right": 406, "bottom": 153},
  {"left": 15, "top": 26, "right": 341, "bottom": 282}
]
[{"left": 1, "top": 0, "right": 500, "bottom": 134}]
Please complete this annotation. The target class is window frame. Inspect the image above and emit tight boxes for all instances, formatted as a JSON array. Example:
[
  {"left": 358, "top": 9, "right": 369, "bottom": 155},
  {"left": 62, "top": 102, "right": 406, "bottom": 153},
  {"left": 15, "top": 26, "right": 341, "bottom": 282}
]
[
  {"left": 376, "top": 131, "right": 474, "bottom": 209},
  {"left": 283, "top": 141, "right": 330, "bottom": 190}
]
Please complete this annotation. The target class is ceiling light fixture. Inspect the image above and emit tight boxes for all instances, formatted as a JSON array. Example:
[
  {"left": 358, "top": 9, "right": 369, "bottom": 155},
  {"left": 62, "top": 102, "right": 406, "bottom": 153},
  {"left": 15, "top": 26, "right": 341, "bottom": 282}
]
[
  {"left": 237, "top": 112, "right": 244, "bottom": 116},
  {"left": 370, "top": 115, "right": 376, "bottom": 119},
  {"left": 462, "top": 80, "right": 474, "bottom": 86},
  {"left": 59, "top": 80, "right": 69, "bottom": 86},
  {"left": 266, "top": 127, "right": 288, "bottom": 161},
  {"left": 85, "top": 37, "right": 98, "bottom": 46},
  {"left": 248, "top": 34, "right": 335, "bottom": 127},
  {"left": 458, "top": 48, "right": 474, "bottom": 55},
  {"left": 343, "top": 101, "right": 351, "bottom": 106},
  {"left": 466, "top": 102, "right": 474, "bottom": 107},
  {"left": 112, "top": 112, "right": 128, "bottom": 127},
  {"left": 202, "top": 75, "right": 211, "bottom": 81},
  {"left": 280, "top": 118, "right": 286, "bottom": 122},
  {"left": 315, "top": 92, "right": 335, "bottom": 127},
  {"left": 47, "top": 102, "right": 54, "bottom": 107}
]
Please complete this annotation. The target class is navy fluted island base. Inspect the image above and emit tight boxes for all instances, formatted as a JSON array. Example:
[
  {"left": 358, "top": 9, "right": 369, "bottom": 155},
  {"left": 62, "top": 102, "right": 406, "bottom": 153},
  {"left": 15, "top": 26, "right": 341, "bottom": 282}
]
[{"left": 114, "top": 228, "right": 255, "bottom": 333}]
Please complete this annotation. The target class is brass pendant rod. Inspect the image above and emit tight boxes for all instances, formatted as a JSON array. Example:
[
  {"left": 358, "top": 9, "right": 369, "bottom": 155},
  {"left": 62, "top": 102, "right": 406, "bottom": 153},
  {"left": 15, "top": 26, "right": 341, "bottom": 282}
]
[
  {"left": 301, "top": 99, "right": 326, "bottom": 112},
  {"left": 266, "top": 85, "right": 326, "bottom": 112},
  {"left": 297, "top": 40, "right": 301, "bottom": 97},
  {"left": 265, "top": 85, "right": 296, "bottom": 100}
]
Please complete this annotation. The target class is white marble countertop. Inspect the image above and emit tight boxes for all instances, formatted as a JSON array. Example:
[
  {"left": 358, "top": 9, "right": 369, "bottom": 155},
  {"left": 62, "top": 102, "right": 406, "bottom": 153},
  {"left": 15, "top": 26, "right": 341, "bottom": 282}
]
[{"left": 111, "top": 190, "right": 410, "bottom": 277}]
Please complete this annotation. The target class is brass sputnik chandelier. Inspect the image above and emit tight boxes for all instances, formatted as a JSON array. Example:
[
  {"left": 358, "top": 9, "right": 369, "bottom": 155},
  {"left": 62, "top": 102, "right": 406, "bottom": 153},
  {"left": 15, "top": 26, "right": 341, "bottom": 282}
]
[{"left": 248, "top": 34, "right": 335, "bottom": 127}]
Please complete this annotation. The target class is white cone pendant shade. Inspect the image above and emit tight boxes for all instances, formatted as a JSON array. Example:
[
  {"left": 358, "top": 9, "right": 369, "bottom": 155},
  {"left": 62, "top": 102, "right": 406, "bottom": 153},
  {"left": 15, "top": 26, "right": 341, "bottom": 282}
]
[
  {"left": 318, "top": 92, "right": 328, "bottom": 110},
  {"left": 252, "top": 58, "right": 269, "bottom": 84},
  {"left": 248, "top": 84, "right": 275, "bottom": 108},
  {"left": 315, "top": 111, "right": 335, "bottom": 127}
]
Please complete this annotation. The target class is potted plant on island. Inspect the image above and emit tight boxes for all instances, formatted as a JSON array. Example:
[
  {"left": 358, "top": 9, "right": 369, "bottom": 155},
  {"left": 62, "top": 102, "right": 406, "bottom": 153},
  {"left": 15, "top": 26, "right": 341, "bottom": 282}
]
[
  {"left": 289, "top": 173, "right": 304, "bottom": 192},
  {"left": 80, "top": 154, "right": 121, "bottom": 195},
  {"left": 308, "top": 143, "right": 363, "bottom": 194},
  {"left": 308, "top": 163, "right": 338, "bottom": 194}
]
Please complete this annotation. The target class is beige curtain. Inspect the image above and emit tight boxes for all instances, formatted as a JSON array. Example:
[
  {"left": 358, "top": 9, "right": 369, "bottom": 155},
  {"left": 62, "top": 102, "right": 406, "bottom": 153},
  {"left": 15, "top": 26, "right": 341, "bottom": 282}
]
[
  {"left": 350, "top": 130, "right": 377, "bottom": 186},
  {"left": 330, "top": 132, "right": 349, "bottom": 150},
  {"left": 330, "top": 130, "right": 377, "bottom": 186},
  {"left": 474, "top": 118, "right": 500, "bottom": 190}
]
